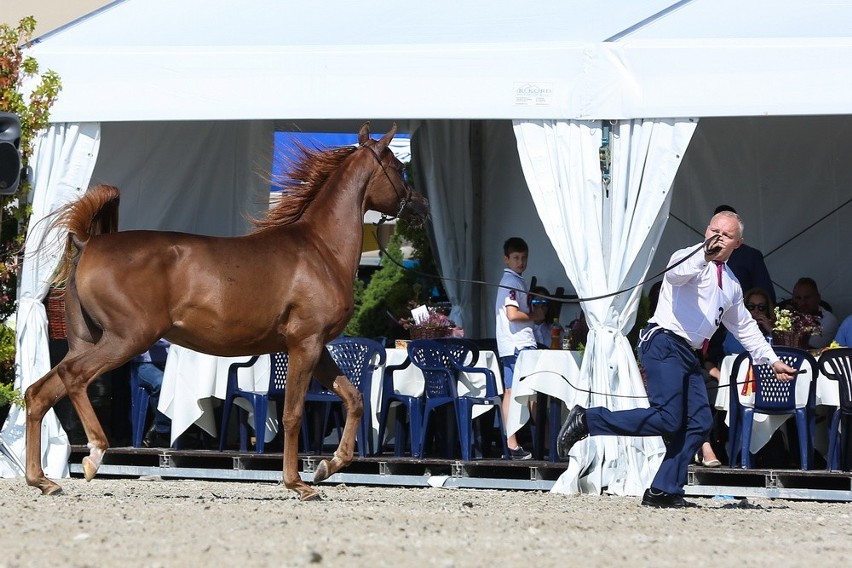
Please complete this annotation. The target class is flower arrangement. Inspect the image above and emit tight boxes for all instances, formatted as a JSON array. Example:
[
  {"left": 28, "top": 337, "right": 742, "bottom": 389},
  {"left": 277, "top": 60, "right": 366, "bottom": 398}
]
[
  {"left": 398, "top": 302, "right": 456, "bottom": 339},
  {"left": 773, "top": 307, "right": 821, "bottom": 348}
]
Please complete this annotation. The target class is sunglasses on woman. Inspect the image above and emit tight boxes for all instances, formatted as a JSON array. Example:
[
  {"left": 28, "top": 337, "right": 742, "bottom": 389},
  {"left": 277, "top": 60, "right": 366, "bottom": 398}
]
[{"left": 745, "top": 302, "right": 768, "bottom": 312}]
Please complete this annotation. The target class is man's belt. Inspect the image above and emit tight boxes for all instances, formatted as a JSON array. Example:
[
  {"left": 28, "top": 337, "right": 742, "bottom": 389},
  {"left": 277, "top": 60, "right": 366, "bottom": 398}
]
[{"left": 642, "top": 324, "right": 694, "bottom": 351}]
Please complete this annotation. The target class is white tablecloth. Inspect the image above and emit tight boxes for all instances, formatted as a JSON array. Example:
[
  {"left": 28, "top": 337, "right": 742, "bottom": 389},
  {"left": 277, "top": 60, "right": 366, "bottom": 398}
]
[
  {"left": 714, "top": 353, "right": 834, "bottom": 453},
  {"left": 506, "top": 350, "right": 583, "bottom": 437},
  {"left": 158, "top": 345, "right": 274, "bottom": 445},
  {"left": 159, "top": 345, "right": 500, "bottom": 450}
]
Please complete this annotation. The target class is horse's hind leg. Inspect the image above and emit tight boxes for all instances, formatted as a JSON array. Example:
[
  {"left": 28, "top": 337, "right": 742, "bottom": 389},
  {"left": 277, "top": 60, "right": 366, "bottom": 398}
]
[
  {"left": 311, "top": 350, "right": 363, "bottom": 484},
  {"left": 25, "top": 370, "right": 68, "bottom": 495},
  {"left": 52, "top": 348, "right": 127, "bottom": 484}
]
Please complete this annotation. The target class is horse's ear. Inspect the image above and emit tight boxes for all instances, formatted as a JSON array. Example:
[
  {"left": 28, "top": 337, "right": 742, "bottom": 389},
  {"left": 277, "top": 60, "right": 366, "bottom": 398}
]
[
  {"left": 358, "top": 122, "right": 371, "bottom": 145},
  {"left": 375, "top": 123, "right": 397, "bottom": 154}
]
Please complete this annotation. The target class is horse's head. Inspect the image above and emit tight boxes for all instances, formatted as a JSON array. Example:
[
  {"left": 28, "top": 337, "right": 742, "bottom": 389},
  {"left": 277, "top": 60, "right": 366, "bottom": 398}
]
[{"left": 359, "top": 123, "right": 429, "bottom": 227}]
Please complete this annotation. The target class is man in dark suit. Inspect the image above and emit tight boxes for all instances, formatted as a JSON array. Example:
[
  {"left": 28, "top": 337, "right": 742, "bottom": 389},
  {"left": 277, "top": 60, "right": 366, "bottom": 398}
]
[{"left": 714, "top": 205, "right": 775, "bottom": 303}]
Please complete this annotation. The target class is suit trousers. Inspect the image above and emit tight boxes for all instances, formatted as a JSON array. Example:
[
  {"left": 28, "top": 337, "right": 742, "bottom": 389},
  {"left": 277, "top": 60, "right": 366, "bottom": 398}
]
[{"left": 585, "top": 329, "right": 713, "bottom": 495}]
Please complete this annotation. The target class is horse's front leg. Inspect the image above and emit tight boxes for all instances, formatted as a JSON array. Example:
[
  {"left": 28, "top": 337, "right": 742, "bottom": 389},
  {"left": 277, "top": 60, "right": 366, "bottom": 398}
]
[
  {"left": 280, "top": 346, "right": 325, "bottom": 501},
  {"left": 25, "top": 370, "right": 67, "bottom": 495},
  {"left": 311, "top": 349, "right": 363, "bottom": 484},
  {"left": 280, "top": 381, "right": 318, "bottom": 501},
  {"left": 312, "top": 375, "right": 362, "bottom": 483}
]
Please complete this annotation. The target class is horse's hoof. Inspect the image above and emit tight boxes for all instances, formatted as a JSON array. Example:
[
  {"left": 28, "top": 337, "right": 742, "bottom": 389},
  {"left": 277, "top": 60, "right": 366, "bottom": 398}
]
[
  {"left": 82, "top": 456, "right": 99, "bottom": 481},
  {"left": 301, "top": 491, "right": 323, "bottom": 502},
  {"left": 37, "top": 479, "right": 63, "bottom": 496},
  {"left": 313, "top": 459, "right": 331, "bottom": 483},
  {"left": 42, "top": 484, "right": 63, "bottom": 496}
]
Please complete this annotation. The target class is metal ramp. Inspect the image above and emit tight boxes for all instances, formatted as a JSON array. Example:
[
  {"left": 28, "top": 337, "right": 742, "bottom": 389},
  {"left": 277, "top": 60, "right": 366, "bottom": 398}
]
[{"left": 68, "top": 446, "right": 852, "bottom": 500}]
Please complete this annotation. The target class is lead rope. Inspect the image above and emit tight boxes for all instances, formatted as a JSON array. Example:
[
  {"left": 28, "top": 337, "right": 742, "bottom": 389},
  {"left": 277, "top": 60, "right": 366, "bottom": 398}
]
[
  {"left": 520, "top": 368, "right": 806, "bottom": 399},
  {"left": 370, "top": 225, "right": 795, "bottom": 398},
  {"left": 373, "top": 221, "right": 720, "bottom": 305}
]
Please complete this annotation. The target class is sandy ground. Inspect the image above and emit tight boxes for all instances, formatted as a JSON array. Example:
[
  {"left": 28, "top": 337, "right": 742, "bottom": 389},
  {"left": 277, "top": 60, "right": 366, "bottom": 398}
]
[{"left": 0, "top": 476, "right": 850, "bottom": 567}]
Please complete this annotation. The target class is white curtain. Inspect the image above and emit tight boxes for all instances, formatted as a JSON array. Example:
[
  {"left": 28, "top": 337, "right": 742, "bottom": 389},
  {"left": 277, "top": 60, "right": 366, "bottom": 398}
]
[
  {"left": 512, "top": 118, "right": 698, "bottom": 495},
  {"left": 410, "top": 120, "right": 475, "bottom": 332},
  {"left": 0, "top": 123, "right": 101, "bottom": 478}
]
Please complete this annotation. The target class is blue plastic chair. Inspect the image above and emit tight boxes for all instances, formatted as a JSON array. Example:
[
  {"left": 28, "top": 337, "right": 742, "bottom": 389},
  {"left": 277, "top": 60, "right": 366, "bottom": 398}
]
[
  {"left": 437, "top": 338, "right": 510, "bottom": 461},
  {"left": 377, "top": 354, "right": 425, "bottom": 457},
  {"left": 408, "top": 339, "right": 462, "bottom": 459},
  {"left": 818, "top": 348, "right": 852, "bottom": 471},
  {"left": 218, "top": 352, "right": 289, "bottom": 453},
  {"left": 301, "top": 337, "right": 385, "bottom": 457},
  {"left": 738, "top": 346, "right": 818, "bottom": 469}
]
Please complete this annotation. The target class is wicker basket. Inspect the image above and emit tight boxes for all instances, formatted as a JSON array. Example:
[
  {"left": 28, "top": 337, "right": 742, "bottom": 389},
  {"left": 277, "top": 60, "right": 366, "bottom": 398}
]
[
  {"left": 772, "top": 331, "right": 804, "bottom": 348},
  {"left": 46, "top": 287, "right": 67, "bottom": 340},
  {"left": 409, "top": 326, "right": 452, "bottom": 340}
]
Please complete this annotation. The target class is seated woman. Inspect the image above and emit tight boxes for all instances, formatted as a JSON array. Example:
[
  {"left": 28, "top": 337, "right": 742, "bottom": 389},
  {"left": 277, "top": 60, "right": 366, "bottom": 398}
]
[{"left": 721, "top": 287, "right": 776, "bottom": 354}]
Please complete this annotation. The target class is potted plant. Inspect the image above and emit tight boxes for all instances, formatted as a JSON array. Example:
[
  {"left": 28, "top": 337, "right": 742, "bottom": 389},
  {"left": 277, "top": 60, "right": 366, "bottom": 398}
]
[
  {"left": 772, "top": 307, "right": 821, "bottom": 349},
  {"left": 398, "top": 302, "right": 456, "bottom": 340}
]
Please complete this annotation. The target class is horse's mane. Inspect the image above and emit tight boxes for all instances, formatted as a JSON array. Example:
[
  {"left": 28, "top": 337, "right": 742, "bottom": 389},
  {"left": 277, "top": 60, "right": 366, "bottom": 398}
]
[{"left": 252, "top": 142, "right": 358, "bottom": 232}]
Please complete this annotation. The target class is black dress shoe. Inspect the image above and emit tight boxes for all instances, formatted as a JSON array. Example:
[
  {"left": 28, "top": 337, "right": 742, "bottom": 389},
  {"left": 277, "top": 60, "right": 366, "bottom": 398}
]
[
  {"left": 143, "top": 426, "right": 171, "bottom": 448},
  {"left": 641, "top": 488, "right": 698, "bottom": 509},
  {"left": 556, "top": 405, "right": 589, "bottom": 459}
]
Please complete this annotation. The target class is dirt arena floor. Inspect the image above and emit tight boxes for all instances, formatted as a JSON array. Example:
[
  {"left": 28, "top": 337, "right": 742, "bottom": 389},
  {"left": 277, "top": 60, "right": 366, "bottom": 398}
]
[{"left": 0, "top": 476, "right": 850, "bottom": 567}]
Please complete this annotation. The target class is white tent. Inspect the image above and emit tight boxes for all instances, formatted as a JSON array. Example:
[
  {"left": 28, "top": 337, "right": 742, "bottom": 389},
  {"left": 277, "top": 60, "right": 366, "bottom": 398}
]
[{"left": 7, "top": 0, "right": 852, "bottom": 494}]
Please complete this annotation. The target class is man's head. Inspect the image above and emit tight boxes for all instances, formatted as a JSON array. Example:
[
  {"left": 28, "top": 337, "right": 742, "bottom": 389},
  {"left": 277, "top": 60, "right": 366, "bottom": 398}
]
[
  {"left": 792, "top": 277, "right": 822, "bottom": 315},
  {"left": 503, "top": 237, "right": 529, "bottom": 275},
  {"left": 704, "top": 211, "right": 743, "bottom": 262}
]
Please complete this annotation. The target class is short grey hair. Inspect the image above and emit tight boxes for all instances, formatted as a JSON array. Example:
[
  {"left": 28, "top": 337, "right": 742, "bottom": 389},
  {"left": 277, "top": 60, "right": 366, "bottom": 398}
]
[{"left": 712, "top": 210, "right": 744, "bottom": 238}]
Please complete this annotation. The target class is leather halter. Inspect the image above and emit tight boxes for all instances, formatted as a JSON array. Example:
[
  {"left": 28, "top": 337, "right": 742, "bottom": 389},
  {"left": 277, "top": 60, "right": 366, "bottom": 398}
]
[{"left": 363, "top": 143, "right": 410, "bottom": 222}]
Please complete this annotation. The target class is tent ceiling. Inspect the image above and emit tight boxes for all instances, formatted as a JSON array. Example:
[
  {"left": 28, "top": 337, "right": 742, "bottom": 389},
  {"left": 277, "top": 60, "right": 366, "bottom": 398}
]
[{"left": 25, "top": 0, "right": 852, "bottom": 122}]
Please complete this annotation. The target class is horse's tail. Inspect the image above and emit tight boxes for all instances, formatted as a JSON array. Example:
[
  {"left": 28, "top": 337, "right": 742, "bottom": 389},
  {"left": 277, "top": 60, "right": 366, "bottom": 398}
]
[{"left": 50, "top": 184, "right": 121, "bottom": 286}]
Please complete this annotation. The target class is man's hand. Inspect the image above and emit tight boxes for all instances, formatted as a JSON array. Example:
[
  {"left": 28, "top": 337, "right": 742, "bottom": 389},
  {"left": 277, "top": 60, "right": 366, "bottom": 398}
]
[
  {"left": 703, "top": 234, "right": 723, "bottom": 261},
  {"left": 771, "top": 360, "right": 798, "bottom": 381}
]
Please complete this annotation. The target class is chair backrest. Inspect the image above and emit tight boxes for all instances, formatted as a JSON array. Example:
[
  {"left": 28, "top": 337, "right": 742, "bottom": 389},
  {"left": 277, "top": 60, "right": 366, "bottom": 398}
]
[
  {"left": 749, "top": 346, "right": 817, "bottom": 412},
  {"left": 818, "top": 347, "right": 852, "bottom": 412},
  {"left": 434, "top": 337, "right": 479, "bottom": 367},
  {"left": 268, "top": 352, "right": 289, "bottom": 397},
  {"left": 326, "top": 336, "right": 386, "bottom": 391},
  {"left": 408, "top": 339, "right": 458, "bottom": 399}
]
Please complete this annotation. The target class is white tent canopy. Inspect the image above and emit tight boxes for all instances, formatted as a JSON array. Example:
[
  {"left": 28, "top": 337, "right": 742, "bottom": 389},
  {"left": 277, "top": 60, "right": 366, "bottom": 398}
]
[
  {"left": 25, "top": 0, "right": 852, "bottom": 122},
  {"left": 7, "top": 0, "right": 852, "bottom": 494}
]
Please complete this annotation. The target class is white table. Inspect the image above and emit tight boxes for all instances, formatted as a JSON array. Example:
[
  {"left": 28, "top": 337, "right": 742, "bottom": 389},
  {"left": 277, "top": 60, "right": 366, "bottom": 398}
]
[
  {"left": 506, "top": 350, "right": 584, "bottom": 439},
  {"left": 158, "top": 345, "right": 275, "bottom": 446},
  {"left": 715, "top": 353, "right": 835, "bottom": 454}
]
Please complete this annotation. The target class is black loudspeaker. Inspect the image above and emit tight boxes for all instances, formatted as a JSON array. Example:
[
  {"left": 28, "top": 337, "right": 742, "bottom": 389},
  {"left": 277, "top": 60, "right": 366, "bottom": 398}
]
[{"left": 0, "top": 112, "right": 22, "bottom": 196}]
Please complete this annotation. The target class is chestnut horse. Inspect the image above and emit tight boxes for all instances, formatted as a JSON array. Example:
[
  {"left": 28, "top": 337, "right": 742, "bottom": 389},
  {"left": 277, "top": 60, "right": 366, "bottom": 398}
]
[{"left": 25, "top": 123, "right": 427, "bottom": 500}]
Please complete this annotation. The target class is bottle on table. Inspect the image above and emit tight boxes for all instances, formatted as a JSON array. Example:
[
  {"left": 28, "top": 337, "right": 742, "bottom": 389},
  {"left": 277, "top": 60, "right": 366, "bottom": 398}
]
[{"left": 550, "top": 319, "right": 563, "bottom": 350}]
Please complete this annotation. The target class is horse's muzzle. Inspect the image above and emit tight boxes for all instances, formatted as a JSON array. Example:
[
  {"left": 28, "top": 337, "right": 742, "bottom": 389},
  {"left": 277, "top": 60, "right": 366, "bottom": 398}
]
[{"left": 401, "top": 192, "right": 429, "bottom": 226}]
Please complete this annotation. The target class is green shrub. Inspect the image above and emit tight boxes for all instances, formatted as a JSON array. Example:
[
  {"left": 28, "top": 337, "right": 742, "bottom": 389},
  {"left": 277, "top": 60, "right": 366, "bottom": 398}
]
[
  {"left": 345, "top": 232, "right": 416, "bottom": 339},
  {"left": 0, "top": 324, "right": 22, "bottom": 406}
]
